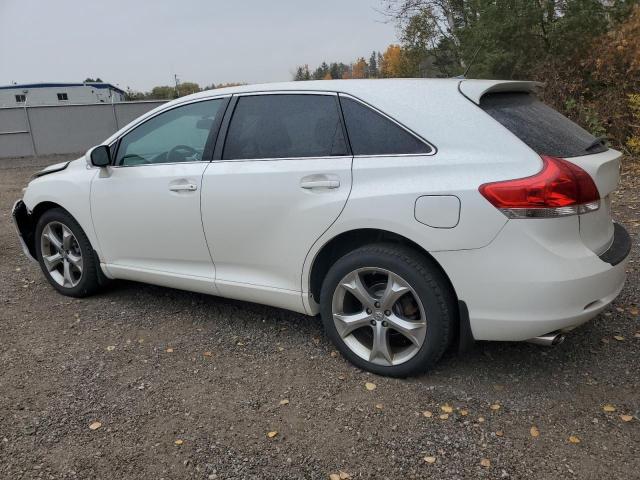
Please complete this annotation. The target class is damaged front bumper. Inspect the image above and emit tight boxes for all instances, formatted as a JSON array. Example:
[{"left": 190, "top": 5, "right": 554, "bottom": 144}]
[{"left": 11, "top": 200, "right": 37, "bottom": 262}]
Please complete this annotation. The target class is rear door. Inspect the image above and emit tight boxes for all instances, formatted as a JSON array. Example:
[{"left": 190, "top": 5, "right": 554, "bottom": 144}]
[
  {"left": 479, "top": 91, "right": 621, "bottom": 254},
  {"left": 200, "top": 92, "right": 352, "bottom": 310}
]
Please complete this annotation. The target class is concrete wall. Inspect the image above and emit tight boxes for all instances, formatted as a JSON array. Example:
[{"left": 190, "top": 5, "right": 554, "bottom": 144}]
[{"left": 0, "top": 101, "right": 166, "bottom": 158}]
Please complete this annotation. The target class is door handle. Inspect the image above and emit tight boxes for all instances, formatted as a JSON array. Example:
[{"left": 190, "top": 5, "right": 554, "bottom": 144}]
[
  {"left": 300, "top": 175, "right": 340, "bottom": 190},
  {"left": 169, "top": 183, "right": 198, "bottom": 192}
]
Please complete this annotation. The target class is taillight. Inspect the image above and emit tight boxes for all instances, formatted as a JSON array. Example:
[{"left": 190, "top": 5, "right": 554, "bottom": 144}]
[{"left": 479, "top": 155, "right": 600, "bottom": 219}]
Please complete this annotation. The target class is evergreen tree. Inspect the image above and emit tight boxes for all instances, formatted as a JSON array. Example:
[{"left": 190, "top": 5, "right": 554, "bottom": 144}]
[
  {"left": 294, "top": 65, "right": 311, "bottom": 81},
  {"left": 369, "top": 51, "right": 378, "bottom": 77},
  {"left": 313, "top": 62, "right": 330, "bottom": 80}
]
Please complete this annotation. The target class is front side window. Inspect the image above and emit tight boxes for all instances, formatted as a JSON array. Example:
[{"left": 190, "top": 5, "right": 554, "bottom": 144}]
[
  {"left": 340, "top": 96, "right": 432, "bottom": 156},
  {"left": 15, "top": 94, "right": 26, "bottom": 103},
  {"left": 115, "top": 99, "right": 224, "bottom": 166},
  {"left": 223, "top": 94, "right": 348, "bottom": 160}
]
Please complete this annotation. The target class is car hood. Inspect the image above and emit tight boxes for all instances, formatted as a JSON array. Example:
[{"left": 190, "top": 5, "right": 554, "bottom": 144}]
[{"left": 31, "top": 160, "right": 72, "bottom": 179}]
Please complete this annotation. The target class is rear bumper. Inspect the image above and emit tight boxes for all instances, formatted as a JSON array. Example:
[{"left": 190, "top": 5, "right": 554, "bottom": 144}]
[
  {"left": 433, "top": 218, "right": 630, "bottom": 341},
  {"left": 11, "top": 199, "right": 37, "bottom": 262}
]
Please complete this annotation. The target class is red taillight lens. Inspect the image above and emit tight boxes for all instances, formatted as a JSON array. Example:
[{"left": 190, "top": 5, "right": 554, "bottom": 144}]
[{"left": 479, "top": 155, "right": 600, "bottom": 218}]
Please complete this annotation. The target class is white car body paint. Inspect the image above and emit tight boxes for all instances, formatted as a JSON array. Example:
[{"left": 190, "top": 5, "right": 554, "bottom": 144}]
[
  {"left": 18, "top": 79, "right": 629, "bottom": 343},
  {"left": 414, "top": 196, "right": 461, "bottom": 228},
  {"left": 90, "top": 161, "right": 217, "bottom": 295}
]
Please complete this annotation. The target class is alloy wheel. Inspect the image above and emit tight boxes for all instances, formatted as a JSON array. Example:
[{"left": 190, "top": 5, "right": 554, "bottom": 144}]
[
  {"left": 331, "top": 267, "right": 427, "bottom": 366},
  {"left": 40, "top": 221, "right": 83, "bottom": 288}
]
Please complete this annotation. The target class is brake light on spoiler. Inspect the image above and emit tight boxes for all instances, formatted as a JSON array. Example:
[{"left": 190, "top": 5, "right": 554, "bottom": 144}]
[{"left": 479, "top": 155, "right": 600, "bottom": 219}]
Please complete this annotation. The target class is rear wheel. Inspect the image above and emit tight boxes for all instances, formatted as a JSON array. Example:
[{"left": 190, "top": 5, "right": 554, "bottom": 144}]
[
  {"left": 35, "top": 208, "right": 103, "bottom": 297},
  {"left": 320, "top": 244, "right": 455, "bottom": 377}
]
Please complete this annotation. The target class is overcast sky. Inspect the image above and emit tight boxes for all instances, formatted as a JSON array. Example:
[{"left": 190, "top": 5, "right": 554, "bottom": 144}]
[{"left": 0, "top": 0, "right": 398, "bottom": 91}]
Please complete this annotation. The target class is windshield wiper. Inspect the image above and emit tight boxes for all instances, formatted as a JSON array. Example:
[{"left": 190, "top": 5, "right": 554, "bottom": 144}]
[{"left": 585, "top": 136, "right": 607, "bottom": 152}]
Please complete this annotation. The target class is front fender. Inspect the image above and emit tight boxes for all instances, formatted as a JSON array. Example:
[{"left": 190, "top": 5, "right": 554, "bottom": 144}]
[{"left": 22, "top": 159, "right": 102, "bottom": 260}]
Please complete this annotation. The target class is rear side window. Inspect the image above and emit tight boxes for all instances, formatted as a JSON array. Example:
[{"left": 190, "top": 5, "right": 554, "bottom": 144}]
[
  {"left": 223, "top": 94, "right": 348, "bottom": 160},
  {"left": 340, "top": 97, "right": 432, "bottom": 156},
  {"left": 480, "top": 92, "right": 606, "bottom": 158}
]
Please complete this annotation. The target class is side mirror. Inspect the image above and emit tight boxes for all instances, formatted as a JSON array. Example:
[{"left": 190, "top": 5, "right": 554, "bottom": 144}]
[{"left": 88, "top": 145, "right": 111, "bottom": 167}]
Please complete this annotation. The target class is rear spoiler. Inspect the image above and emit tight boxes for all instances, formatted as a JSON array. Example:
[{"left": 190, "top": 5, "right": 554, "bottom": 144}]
[{"left": 458, "top": 80, "right": 543, "bottom": 105}]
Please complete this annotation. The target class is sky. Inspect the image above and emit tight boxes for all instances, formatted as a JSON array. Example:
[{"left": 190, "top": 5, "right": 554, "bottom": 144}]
[{"left": 0, "top": 0, "right": 398, "bottom": 92}]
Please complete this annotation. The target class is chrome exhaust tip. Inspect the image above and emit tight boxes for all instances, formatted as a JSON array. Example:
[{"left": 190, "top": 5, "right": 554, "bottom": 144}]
[{"left": 526, "top": 331, "right": 566, "bottom": 346}]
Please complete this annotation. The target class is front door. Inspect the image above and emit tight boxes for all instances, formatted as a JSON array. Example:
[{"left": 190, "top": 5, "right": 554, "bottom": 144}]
[
  {"left": 201, "top": 93, "right": 352, "bottom": 310},
  {"left": 91, "top": 98, "right": 227, "bottom": 293}
]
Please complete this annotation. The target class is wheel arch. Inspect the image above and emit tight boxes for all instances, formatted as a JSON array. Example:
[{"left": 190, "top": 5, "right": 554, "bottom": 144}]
[
  {"left": 306, "top": 227, "right": 473, "bottom": 352},
  {"left": 307, "top": 228, "right": 458, "bottom": 305},
  {"left": 15, "top": 201, "right": 66, "bottom": 259}
]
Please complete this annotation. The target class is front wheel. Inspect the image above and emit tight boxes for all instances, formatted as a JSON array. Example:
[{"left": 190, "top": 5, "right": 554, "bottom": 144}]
[
  {"left": 320, "top": 244, "right": 456, "bottom": 377},
  {"left": 35, "top": 208, "right": 104, "bottom": 297}
]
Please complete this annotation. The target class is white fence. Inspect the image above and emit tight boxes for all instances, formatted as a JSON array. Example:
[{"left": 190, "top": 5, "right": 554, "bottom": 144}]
[{"left": 0, "top": 101, "right": 167, "bottom": 158}]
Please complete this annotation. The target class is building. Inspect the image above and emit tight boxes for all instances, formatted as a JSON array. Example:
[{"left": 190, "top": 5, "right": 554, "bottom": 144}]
[{"left": 0, "top": 82, "right": 126, "bottom": 107}]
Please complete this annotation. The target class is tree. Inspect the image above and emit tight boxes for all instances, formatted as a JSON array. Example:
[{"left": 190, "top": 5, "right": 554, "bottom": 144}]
[
  {"left": 352, "top": 57, "right": 369, "bottom": 78},
  {"left": 149, "top": 86, "right": 177, "bottom": 99},
  {"left": 369, "top": 51, "right": 378, "bottom": 77},
  {"left": 294, "top": 64, "right": 311, "bottom": 81},
  {"left": 125, "top": 87, "right": 147, "bottom": 101},
  {"left": 313, "top": 62, "right": 330, "bottom": 80},
  {"left": 380, "top": 44, "right": 405, "bottom": 77},
  {"left": 176, "top": 82, "right": 201, "bottom": 97},
  {"left": 206, "top": 82, "right": 246, "bottom": 90},
  {"left": 383, "top": 0, "right": 632, "bottom": 78}
]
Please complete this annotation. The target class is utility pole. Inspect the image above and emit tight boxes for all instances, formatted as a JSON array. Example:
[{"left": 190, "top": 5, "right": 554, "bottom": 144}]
[{"left": 174, "top": 74, "right": 180, "bottom": 98}]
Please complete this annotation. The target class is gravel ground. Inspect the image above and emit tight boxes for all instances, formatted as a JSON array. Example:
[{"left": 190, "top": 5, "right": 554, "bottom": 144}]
[{"left": 1, "top": 154, "right": 639, "bottom": 480}]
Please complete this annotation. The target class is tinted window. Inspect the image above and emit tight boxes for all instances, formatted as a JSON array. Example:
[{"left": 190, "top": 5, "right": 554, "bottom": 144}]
[
  {"left": 340, "top": 97, "right": 432, "bottom": 156},
  {"left": 480, "top": 92, "right": 606, "bottom": 158},
  {"left": 116, "top": 99, "right": 223, "bottom": 166},
  {"left": 223, "top": 94, "right": 347, "bottom": 160}
]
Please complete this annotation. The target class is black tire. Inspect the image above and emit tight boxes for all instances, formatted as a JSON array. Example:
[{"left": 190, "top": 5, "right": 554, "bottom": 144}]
[
  {"left": 35, "top": 208, "right": 104, "bottom": 297},
  {"left": 320, "top": 243, "right": 456, "bottom": 377}
]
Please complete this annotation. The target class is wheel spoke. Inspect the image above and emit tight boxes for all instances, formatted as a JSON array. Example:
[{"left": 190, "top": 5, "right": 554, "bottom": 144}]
[
  {"left": 62, "top": 259, "right": 73, "bottom": 287},
  {"left": 369, "top": 322, "right": 393, "bottom": 365},
  {"left": 42, "top": 252, "right": 63, "bottom": 271},
  {"left": 43, "top": 225, "right": 63, "bottom": 251},
  {"left": 380, "top": 272, "right": 411, "bottom": 311},
  {"left": 386, "top": 313, "right": 427, "bottom": 347},
  {"left": 340, "top": 271, "right": 377, "bottom": 310},
  {"left": 333, "top": 311, "right": 372, "bottom": 338},
  {"left": 62, "top": 225, "right": 74, "bottom": 250},
  {"left": 67, "top": 252, "right": 83, "bottom": 273}
]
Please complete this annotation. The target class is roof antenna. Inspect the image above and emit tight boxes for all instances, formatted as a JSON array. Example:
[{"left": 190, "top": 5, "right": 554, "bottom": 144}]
[{"left": 456, "top": 46, "right": 482, "bottom": 79}]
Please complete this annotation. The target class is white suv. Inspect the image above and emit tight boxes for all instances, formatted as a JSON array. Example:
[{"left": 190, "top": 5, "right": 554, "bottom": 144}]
[{"left": 12, "top": 79, "right": 631, "bottom": 377}]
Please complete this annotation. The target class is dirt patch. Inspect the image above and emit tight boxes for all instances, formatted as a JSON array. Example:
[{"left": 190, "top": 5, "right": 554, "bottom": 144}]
[{"left": 1, "top": 155, "right": 638, "bottom": 479}]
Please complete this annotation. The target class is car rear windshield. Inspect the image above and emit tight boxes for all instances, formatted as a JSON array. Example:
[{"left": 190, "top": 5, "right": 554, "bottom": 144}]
[{"left": 480, "top": 92, "right": 607, "bottom": 158}]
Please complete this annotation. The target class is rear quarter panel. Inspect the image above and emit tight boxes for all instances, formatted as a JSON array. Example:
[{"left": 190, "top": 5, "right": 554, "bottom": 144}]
[
  {"left": 302, "top": 81, "right": 542, "bottom": 308},
  {"left": 302, "top": 82, "right": 543, "bottom": 298}
]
